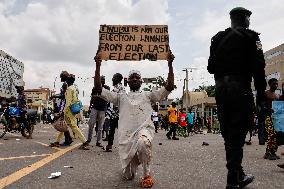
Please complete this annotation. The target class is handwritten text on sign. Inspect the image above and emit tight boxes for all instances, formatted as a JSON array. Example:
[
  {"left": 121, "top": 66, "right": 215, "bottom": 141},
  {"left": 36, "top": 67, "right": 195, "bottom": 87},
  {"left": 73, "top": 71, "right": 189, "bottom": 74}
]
[{"left": 98, "top": 25, "right": 169, "bottom": 61}]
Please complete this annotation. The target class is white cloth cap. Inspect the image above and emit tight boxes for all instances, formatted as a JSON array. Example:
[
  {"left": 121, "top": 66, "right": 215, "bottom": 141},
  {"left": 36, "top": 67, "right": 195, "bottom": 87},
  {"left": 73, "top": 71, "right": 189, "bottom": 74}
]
[{"left": 128, "top": 70, "right": 141, "bottom": 78}]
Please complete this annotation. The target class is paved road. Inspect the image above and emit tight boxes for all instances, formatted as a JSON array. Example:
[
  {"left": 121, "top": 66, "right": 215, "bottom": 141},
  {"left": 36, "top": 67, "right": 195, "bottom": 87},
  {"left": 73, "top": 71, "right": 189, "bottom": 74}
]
[{"left": 1, "top": 123, "right": 284, "bottom": 189}]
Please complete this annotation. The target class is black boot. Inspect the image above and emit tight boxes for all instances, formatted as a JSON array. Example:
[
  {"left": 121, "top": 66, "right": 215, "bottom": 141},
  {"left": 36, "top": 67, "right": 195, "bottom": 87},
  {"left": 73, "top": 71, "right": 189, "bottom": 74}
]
[
  {"left": 226, "top": 169, "right": 254, "bottom": 189},
  {"left": 225, "top": 145, "right": 245, "bottom": 189},
  {"left": 238, "top": 169, "right": 254, "bottom": 188},
  {"left": 226, "top": 170, "right": 240, "bottom": 189}
]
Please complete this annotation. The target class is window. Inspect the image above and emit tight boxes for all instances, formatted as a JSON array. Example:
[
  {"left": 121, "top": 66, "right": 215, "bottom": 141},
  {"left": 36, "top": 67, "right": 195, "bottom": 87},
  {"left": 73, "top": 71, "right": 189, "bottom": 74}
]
[{"left": 266, "top": 50, "right": 283, "bottom": 60}]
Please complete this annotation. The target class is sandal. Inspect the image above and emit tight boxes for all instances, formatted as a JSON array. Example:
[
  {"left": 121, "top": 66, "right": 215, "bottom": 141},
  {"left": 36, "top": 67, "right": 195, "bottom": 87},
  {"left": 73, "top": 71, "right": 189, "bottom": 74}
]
[
  {"left": 49, "top": 142, "right": 60, "bottom": 147},
  {"left": 141, "top": 175, "right": 154, "bottom": 188},
  {"left": 79, "top": 143, "right": 90, "bottom": 150}
]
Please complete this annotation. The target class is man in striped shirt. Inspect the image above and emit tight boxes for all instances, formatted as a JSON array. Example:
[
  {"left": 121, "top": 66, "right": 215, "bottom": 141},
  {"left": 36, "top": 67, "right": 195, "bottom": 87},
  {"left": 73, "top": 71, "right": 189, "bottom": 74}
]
[{"left": 105, "top": 73, "right": 125, "bottom": 152}]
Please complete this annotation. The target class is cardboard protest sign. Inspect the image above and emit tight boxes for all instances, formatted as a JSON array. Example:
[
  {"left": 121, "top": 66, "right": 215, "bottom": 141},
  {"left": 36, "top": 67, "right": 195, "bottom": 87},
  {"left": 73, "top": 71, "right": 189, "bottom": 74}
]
[
  {"left": 272, "top": 101, "right": 284, "bottom": 132},
  {"left": 98, "top": 25, "right": 169, "bottom": 61}
]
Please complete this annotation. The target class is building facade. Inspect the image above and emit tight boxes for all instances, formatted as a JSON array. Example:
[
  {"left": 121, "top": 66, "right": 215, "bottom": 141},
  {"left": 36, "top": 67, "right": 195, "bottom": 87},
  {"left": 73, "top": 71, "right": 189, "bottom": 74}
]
[
  {"left": 264, "top": 43, "right": 284, "bottom": 94},
  {"left": 24, "top": 87, "right": 53, "bottom": 111},
  {"left": 0, "top": 50, "right": 24, "bottom": 98},
  {"left": 158, "top": 98, "right": 174, "bottom": 115}
]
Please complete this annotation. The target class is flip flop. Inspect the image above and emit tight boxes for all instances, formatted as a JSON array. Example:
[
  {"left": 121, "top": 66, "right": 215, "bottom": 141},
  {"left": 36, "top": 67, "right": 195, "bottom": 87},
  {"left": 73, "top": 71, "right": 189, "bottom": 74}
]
[{"left": 141, "top": 175, "right": 154, "bottom": 188}]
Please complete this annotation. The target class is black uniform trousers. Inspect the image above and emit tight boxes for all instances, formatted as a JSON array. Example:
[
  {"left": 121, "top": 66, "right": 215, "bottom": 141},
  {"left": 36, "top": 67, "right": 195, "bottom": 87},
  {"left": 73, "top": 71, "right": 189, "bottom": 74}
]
[
  {"left": 257, "top": 114, "right": 266, "bottom": 144},
  {"left": 215, "top": 77, "right": 254, "bottom": 183}
]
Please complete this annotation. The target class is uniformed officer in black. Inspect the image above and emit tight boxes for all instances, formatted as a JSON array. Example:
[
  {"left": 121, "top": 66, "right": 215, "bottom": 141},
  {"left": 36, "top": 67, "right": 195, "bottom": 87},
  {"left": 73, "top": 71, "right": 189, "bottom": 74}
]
[{"left": 208, "top": 7, "right": 267, "bottom": 189}]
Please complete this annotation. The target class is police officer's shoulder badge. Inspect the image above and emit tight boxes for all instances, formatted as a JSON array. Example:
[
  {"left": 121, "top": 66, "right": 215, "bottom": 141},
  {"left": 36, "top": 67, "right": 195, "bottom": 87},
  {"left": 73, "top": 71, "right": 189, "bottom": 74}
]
[
  {"left": 256, "top": 41, "right": 263, "bottom": 50},
  {"left": 246, "top": 29, "right": 262, "bottom": 50}
]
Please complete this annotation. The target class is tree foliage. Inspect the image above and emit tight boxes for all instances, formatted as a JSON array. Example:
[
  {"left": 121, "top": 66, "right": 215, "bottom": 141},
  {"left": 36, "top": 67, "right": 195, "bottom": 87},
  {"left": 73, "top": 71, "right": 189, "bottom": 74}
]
[
  {"left": 195, "top": 85, "right": 216, "bottom": 97},
  {"left": 143, "top": 76, "right": 177, "bottom": 91}
]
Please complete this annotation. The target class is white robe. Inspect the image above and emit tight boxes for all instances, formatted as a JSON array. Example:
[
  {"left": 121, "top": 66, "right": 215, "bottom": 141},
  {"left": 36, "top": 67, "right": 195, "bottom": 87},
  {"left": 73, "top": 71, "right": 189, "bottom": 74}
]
[{"left": 101, "top": 87, "right": 170, "bottom": 169}]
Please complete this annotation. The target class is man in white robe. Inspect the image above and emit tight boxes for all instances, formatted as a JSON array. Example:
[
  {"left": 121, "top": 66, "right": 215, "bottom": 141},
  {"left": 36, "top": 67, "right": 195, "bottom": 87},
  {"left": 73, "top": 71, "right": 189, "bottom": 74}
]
[{"left": 94, "top": 52, "right": 175, "bottom": 188}]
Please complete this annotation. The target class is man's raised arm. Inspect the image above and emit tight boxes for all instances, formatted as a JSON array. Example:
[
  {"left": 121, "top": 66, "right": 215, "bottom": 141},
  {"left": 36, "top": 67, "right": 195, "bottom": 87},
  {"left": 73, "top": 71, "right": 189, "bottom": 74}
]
[
  {"left": 149, "top": 51, "right": 175, "bottom": 103},
  {"left": 165, "top": 50, "right": 175, "bottom": 92},
  {"left": 94, "top": 53, "right": 102, "bottom": 94},
  {"left": 93, "top": 53, "right": 119, "bottom": 105}
]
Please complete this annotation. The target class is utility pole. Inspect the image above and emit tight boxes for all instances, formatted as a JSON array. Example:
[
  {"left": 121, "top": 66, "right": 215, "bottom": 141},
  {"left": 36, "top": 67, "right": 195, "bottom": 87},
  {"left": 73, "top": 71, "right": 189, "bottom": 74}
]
[
  {"left": 182, "top": 79, "right": 185, "bottom": 109},
  {"left": 53, "top": 76, "right": 58, "bottom": 89},
  {"left": 182, "top": 68, "right": 197, "bottom": 111}
]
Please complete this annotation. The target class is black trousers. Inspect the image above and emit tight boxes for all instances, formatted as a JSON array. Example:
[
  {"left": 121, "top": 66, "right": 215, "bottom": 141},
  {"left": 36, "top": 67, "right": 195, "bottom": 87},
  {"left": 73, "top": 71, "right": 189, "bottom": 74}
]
[
  {"left": 257, "top": 114, "right": 266, "bottom": 144},
  {"left": 64, "top": 131, "right": 72, "bottom": 143},
  {"left": 153, "top": 121, "right": 159, "bottom": 132},
  {"left": 19, "top": 111, "right": 28, "bottom": 128},
  {"left": 215, "top": 78, "right": 254, "bottom": 184},
  {"left": 167, "top": 122, "right": 178, "bottom": 138},
  {"left": 108, "top": 118, "right": 118, "bottom": 146}
]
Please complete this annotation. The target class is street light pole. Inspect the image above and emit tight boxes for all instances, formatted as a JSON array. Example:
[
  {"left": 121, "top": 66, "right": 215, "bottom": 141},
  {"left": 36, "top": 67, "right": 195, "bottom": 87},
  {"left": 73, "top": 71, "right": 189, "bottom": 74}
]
[
  {"left": 185, "top": 69, "right": 189, "bottom": 111},
  {"left": 182, "top": 78, "right": 185, "bottom": 109},
  {"left": 182, "top": 68, "right": 197, "bottom": 111}
]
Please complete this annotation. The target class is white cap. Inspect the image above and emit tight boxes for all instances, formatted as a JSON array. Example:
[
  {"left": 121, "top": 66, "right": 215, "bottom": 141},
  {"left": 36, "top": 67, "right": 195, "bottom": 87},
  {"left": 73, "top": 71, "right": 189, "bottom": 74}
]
[{"left": 128, "top": 70, "right": 141, "bottom": 78}]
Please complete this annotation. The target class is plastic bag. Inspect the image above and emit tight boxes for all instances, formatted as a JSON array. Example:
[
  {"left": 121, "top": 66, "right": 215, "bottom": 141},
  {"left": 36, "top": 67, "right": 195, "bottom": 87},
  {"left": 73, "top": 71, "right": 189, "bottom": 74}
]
[{"left": 70, "top": 101, "right": 82, "bottom": 115}]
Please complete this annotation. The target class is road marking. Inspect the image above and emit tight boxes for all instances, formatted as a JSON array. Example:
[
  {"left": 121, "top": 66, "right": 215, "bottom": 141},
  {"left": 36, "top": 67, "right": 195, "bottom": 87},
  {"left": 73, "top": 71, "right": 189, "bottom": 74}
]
[
  {"left": 7, "top": 133, "right": 21, "bottom": 137},
  {"left": 33, "top": 141, "right": 61, "bottom": 151},
  {"left": 34, "top": 141, "right": 49, "bottom": 147},
  {"left": 0, "top": 154, "right": 51, "bottom": 161},
  {"left": 0, "top": 143, "right": 80, "bottom": 188}
]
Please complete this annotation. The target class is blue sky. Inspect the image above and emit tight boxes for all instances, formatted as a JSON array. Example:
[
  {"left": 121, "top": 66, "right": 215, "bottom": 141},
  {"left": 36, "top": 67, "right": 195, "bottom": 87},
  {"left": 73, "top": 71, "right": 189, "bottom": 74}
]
[{"left": 0, "top": 0, "right": 283, "bottom": 104}]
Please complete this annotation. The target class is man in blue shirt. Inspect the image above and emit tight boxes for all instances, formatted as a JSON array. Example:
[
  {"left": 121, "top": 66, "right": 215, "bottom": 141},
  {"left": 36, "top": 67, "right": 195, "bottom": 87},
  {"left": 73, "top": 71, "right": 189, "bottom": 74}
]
[{"left": 186, "top": 109, "right": 194, "bottom": 136}]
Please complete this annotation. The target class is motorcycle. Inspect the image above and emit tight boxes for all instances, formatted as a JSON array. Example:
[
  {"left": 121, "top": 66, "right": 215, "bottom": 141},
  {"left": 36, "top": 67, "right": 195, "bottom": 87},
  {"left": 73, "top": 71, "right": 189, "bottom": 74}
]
[{"left": 0, "top": 106, "right": 37, "bottom": 138}]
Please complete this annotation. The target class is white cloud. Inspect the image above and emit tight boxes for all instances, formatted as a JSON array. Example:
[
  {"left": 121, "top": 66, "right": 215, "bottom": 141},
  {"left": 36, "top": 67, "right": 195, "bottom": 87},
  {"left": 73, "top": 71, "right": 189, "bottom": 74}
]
[
  {"left": 175, "top": 0, "right": 284, "bottom": 97},
  {"left": 0, "top": 0, "right": 170, "bottom": 105},
  {"left": 1, "top": 0, "right": 284, "bottom": 105},
  {"left": 190, "top": 0, "right": 284, "bottom": 51}
]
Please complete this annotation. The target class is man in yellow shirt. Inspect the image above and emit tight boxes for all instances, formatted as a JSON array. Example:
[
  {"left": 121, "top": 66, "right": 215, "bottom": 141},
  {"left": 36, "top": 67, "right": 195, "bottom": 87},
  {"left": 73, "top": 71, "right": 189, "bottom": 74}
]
[
  {"left": 166, "top": 102, "right": 179, "bottom": 140},
  {"left": 54, "top": 74, "right": 90, "bottom": 150}
]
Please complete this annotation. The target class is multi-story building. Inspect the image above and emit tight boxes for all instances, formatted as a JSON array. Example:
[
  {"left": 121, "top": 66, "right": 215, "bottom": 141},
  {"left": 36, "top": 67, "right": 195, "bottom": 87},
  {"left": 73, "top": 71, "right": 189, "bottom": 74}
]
[
  {"left": 158, "top": 98, "right": 174, "bottom": 115},
  {"left": 264, "top": 43, "right": 284, "bottom": 94},
  {"left": 24, "top": 87, "right": 54, "bottom": 111},
  {"left": 0, "top": 50, "right": 24, "bottom": 98}
]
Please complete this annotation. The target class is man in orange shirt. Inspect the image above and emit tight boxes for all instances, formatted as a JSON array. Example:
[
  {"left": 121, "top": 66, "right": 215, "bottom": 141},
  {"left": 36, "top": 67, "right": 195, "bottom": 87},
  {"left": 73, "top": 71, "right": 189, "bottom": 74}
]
[{"left": 166, "top": 102, "right": 179, "bottom": 140}]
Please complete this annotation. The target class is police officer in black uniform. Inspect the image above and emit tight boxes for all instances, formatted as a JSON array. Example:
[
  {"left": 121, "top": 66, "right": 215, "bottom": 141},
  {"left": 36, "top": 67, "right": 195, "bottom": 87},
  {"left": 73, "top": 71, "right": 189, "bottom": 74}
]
[{"left": 208, "top": 7, "right": 267, "bottom": 189}]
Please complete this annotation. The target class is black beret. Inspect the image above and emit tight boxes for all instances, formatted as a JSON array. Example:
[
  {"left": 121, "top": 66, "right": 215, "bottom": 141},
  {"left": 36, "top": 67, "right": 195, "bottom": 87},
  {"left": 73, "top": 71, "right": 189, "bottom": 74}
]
[{"left": 230, "top": 7, "right": 252, "bottom": 16}]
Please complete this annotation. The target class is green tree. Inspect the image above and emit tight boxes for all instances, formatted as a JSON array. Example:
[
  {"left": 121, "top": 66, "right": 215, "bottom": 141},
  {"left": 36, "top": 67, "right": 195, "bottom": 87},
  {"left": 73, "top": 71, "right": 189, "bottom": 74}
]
[
  {"left": 143, "top": 76, "right": 177, "bottom": 92},
  {"left": 196, "top": 85, "right": 216, "bottom": 97}
]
